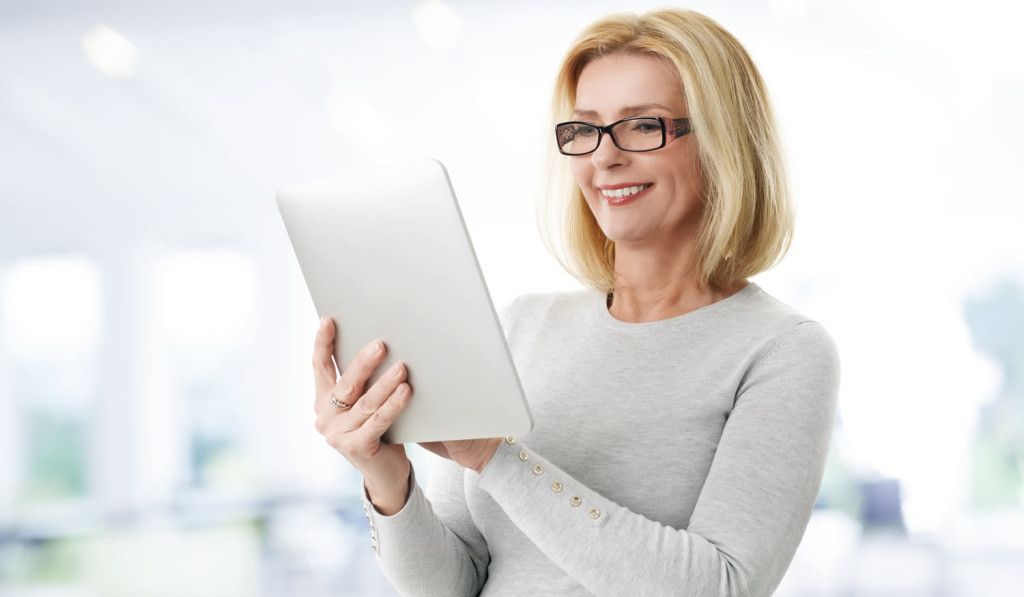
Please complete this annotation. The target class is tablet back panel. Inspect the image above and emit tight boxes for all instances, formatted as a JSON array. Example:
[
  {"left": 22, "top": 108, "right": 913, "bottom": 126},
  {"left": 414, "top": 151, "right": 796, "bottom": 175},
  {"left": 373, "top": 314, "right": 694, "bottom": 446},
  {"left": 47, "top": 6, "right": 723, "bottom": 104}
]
[{"left": 277, "top": 160, "right": 533, "bottom": 443}]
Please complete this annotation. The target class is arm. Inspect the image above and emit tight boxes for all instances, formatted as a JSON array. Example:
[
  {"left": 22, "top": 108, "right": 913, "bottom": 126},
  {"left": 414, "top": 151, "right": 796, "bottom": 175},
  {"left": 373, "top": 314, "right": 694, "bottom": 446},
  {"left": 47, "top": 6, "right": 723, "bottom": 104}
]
[
  {"left": 364, "top": 458, "right": 489, "bottom": 596},
  {"left": 311, "top": 318, "right": 487, "bottom": 595},
  {"left": 342, "top": 297, "right": 537, "bottom": 596},
  {"left": 474, "top": 321, "right": 840, "bottom": 597}
]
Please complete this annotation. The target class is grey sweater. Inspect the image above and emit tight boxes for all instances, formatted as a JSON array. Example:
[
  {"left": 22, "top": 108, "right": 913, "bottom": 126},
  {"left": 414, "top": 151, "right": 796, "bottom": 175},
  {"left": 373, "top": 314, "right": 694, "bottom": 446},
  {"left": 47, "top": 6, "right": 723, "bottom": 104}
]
[{"left": 362, "top": 282, "right": 840, "bottom": 596}]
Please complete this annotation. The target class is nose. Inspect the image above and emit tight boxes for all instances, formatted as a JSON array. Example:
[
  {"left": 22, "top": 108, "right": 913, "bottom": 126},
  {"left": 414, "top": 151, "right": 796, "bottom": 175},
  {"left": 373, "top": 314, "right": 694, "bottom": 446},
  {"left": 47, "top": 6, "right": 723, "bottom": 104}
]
[{"left": 590, "top": 132, "right": 627, "bottom": 170}]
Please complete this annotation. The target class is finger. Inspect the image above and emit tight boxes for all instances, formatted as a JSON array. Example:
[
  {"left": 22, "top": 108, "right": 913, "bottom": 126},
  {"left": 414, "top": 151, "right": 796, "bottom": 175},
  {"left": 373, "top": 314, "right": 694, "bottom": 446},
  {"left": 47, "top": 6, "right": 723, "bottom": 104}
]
[
  {"left": 312, "top": 317, "right": 338, "bottom": 394},
  {"left": 325, "top": 340, "right": 388, "bottom": 413},
  {"left": 330, "top": 383, "right": 411, "bottom": 459},
  {"left": 343, "top": 361, "right": 407, "bottom": 429},
  {"left": 357, "top": 382, "right": 412, "bottom": 440}
]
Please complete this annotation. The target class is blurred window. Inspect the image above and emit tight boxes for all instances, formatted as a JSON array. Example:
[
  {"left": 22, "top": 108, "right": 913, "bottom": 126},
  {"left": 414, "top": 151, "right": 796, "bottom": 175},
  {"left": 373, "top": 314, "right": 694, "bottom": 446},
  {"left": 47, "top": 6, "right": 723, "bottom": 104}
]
[
  {"left": 147, "top": 249, "right": 257, "bottom": 491},
  {"left": 0, "top": 254, "right": 102, "bottom": 504}
]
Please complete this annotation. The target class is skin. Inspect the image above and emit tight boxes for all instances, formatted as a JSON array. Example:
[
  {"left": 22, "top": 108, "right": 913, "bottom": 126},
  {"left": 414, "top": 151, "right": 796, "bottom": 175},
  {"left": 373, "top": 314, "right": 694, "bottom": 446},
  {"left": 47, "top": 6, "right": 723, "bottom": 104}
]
[{"left": 311, "top": 52, "right": 744, "bottom": 515}]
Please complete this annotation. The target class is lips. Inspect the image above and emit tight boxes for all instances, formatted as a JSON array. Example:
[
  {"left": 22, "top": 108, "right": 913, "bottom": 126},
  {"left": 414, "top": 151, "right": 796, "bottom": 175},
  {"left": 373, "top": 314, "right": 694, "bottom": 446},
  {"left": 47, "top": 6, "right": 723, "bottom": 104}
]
[
  {"left": 597, "top": 183, "right": 652, "bottom": 205},
  {"left": 599, "top": 184, "right": 650, "bottom": 199}
]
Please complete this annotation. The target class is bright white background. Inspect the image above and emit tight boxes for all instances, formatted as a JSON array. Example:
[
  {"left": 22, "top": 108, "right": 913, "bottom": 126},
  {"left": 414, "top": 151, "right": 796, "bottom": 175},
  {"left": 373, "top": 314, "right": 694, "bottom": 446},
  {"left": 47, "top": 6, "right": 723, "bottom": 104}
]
[{"left": 1, "top": 0, "right": 1023, "bottom": 595}]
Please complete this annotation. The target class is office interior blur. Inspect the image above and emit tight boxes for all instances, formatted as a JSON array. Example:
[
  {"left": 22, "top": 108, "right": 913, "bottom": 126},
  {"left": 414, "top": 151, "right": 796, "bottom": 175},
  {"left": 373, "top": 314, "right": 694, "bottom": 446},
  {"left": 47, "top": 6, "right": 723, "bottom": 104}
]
[{"left": 2, "top": 0, "right": 1023, "bottom": 595}]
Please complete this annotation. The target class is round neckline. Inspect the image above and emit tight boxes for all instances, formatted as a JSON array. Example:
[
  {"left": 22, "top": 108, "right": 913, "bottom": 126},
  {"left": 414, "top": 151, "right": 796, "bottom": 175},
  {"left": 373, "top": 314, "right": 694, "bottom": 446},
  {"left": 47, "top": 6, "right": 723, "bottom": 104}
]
[{"left": 592, "top": 281, "right": 760, "bottom": 331}]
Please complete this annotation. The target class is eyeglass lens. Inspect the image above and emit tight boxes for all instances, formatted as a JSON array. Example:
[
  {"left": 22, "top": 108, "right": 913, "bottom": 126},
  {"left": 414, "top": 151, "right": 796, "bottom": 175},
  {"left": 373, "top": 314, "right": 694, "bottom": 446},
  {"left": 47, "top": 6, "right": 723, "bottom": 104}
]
[{"left": 557, "top": 117, "right": 664, "bottom": 155}]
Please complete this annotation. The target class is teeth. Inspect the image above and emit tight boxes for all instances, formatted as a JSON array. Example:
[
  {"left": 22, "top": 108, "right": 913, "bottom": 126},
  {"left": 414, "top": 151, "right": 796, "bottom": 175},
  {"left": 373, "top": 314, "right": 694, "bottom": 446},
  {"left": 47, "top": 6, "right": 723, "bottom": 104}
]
[{"left": 601, "top": 184, "right": 648, "bottom": 199}]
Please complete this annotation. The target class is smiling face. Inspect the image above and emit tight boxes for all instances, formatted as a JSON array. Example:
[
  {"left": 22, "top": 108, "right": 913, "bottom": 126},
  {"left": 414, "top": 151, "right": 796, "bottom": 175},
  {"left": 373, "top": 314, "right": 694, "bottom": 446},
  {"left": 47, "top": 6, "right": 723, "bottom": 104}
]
[{"left": 569, "top": 52, "right": 704, "bottom": 253}]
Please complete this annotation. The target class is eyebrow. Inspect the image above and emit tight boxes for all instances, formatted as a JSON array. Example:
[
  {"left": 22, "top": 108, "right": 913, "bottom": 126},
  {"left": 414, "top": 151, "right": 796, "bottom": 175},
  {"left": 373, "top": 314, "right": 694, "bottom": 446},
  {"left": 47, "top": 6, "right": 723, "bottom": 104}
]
[{"left": 571, "top": 103, "right": 676, "bottom": 120}]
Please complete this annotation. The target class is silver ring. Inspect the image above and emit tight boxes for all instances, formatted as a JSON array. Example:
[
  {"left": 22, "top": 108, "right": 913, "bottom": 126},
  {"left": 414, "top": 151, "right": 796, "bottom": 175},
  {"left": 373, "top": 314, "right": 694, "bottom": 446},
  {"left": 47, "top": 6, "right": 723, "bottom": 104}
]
[{"left": 330, "top": 394, "right": 351, "bottom": 409}]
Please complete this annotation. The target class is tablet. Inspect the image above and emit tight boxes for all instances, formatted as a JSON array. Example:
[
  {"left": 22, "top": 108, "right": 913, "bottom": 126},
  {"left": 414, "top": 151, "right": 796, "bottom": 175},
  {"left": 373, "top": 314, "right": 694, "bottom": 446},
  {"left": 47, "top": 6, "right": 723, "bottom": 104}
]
[{"left": 277, "top": 159, "right": 534, "bottom": 444}]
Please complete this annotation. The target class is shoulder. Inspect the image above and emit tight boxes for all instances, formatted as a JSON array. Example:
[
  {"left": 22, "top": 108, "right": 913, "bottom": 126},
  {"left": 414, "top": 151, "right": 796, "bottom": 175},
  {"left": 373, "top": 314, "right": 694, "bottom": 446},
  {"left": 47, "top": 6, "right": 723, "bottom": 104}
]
[
  {"left": 733, "top": 285, "right": 840, "bottom": 381},
  {"left": 717, "top": 283, "right": 839, "bottom": 369},
  {"left": 727, "top": 284, "right": 832, "bottom": 337},
  {"left": 727, "top": 283, "right": 811, "bottom": 327},
  {"left": 499, "top": 288, "right": 596, "bottom": 328},
  {"left": 718, "top": 288, "right": 841, "bottom": 421},
  {"left": 497, "top": 289, "right": 599, "bottom": 353},
  {"left": 763, "top": 320, "right": 840, "bottom": 380}
]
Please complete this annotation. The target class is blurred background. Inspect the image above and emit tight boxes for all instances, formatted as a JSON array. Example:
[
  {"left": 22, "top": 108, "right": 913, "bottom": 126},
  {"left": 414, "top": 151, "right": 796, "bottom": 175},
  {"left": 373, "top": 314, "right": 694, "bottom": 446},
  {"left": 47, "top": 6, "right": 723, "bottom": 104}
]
[{"left": 1, "top": 0, "right": 1022, "bottom": 595}]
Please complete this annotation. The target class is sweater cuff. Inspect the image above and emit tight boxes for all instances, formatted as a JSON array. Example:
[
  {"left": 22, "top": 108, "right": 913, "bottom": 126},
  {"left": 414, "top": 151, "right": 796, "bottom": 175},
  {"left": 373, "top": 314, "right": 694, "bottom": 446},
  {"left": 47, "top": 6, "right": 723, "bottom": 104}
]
[
  {"left": 476, "top": 437, "right": 610, "bottom": 532},
  {"left": 361, "top": 467, "right": 426, "bottom": 558}
]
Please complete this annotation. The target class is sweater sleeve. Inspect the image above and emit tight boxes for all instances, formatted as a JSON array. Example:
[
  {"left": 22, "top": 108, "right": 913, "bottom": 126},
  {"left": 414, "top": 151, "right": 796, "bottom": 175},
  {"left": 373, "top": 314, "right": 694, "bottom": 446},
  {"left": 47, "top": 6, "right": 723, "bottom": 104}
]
[
  {"left": 361, "top": 298, "right": 531, "bottom": 596},
  {"left": 363, "top": 458, "right": 490, "bottom": 596},
  {"left": 474, "top": 321, "right": 840, "bottom": 597}
]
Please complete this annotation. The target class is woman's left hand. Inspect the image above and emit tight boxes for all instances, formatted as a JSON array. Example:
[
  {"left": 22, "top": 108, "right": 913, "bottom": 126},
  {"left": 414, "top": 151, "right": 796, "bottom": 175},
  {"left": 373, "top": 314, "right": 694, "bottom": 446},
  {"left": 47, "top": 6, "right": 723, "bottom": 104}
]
[{"left": 420, "top": 437, "right": 502, "bottom": 474}]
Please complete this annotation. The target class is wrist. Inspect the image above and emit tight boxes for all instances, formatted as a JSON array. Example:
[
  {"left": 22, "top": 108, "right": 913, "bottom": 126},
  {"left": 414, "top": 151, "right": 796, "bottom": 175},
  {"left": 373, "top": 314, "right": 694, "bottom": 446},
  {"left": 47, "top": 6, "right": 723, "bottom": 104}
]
[
  {"left": 364, "top": 460, "right": 411, "bottom": 516},
  {"left": 473, "top": 438, "right": 502, "bottom": 474}
]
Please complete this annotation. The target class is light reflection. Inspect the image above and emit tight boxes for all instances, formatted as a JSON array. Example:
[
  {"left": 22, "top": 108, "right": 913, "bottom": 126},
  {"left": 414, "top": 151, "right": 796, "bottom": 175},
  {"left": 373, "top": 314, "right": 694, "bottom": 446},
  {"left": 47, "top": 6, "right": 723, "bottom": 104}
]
[
  {"left": 411, "top": 0, "right": 462, "bottom": 49},
  {"left": 81, "top": 23, "right": 140, "bottom": 79}
]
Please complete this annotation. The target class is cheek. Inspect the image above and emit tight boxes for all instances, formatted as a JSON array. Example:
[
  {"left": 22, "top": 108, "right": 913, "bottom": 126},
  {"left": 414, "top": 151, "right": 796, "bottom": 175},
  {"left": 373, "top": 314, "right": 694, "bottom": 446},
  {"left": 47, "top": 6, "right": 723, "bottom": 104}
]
[
  {"left": 666, "top": 151, "right": 703, "bottom": 200},
  {"left": 569, "top": 158, "right": 591, "bottom": 190},
  {"left": 683, "top": 148, "right": 704, "bottom": 194}
]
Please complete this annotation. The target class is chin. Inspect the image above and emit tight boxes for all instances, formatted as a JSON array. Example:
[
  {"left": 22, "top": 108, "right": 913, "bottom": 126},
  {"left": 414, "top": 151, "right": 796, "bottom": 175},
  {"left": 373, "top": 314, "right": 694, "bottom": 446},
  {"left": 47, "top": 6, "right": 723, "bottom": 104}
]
[{"left": 597, "top": 224, "right": 658, "bottom": 245}]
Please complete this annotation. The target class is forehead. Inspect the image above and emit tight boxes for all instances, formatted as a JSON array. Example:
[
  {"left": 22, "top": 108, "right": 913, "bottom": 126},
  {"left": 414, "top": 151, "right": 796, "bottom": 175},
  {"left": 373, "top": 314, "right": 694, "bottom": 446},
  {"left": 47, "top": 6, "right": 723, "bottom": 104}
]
[{"left": 573, "top": 53, "right": 687, "bottom": 118}]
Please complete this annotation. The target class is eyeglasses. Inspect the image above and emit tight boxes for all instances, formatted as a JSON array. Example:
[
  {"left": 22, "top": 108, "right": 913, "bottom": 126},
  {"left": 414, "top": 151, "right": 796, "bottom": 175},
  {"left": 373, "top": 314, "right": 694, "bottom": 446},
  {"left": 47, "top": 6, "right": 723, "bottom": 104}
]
[{"left": 555, "top": 116, "right": 692, "bottom": 156}]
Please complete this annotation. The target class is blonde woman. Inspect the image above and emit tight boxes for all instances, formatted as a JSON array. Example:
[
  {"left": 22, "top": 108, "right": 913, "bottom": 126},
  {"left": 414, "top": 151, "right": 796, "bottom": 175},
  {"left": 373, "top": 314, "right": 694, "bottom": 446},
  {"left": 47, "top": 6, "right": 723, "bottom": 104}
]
[{"left": 311, "top": 8, "right": 839, "bottom": 596}]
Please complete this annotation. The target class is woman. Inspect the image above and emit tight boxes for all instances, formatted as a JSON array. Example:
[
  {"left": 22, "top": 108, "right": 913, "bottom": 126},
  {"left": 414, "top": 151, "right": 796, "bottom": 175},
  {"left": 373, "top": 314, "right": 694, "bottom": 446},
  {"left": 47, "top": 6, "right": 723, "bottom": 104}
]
[{"left": 312, "top": 8, "right": 839, "bottom": 597}]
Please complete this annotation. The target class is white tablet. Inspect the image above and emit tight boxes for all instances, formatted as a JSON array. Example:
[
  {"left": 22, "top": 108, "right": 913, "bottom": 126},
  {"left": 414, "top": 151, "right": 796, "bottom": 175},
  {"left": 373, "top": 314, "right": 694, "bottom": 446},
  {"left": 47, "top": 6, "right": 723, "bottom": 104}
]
[{"left": 277, "top": 160, "right": 534, "bottom": 444}]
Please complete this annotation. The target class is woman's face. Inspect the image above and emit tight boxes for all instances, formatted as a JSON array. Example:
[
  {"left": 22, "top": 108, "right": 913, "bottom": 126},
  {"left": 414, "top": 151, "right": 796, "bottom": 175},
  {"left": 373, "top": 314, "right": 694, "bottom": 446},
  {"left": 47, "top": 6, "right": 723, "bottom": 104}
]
[{"left": 569, "top": 53, "right": 703, "bottom": 251}]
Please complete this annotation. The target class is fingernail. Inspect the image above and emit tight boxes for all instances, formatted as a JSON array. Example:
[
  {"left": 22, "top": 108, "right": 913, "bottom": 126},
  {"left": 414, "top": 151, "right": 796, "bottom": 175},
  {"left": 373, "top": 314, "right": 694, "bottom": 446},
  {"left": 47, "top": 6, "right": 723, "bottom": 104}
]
[
  {"left": 391, "top": 362, "right": 404, "bottom": 377},
  {"left": 369, "top": 341, "right": 381, "bottom": 355},
  {"left": 319, "top": 317, "right": 328, "bottom": 329}
]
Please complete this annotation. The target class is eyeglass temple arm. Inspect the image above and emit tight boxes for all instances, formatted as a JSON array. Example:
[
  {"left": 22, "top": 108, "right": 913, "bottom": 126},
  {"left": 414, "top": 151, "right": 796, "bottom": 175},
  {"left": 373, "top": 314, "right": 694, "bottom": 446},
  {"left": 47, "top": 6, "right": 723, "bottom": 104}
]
[{"left": 670, "top": 118, "right": 691, "bottom": 138}]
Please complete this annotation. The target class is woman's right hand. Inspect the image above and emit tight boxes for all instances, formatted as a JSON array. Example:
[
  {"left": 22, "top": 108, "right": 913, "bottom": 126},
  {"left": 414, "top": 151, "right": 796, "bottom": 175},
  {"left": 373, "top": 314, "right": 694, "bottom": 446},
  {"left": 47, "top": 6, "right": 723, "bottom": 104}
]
[{"left": 312, "top": 317, "right": 413, "bottom": 515}]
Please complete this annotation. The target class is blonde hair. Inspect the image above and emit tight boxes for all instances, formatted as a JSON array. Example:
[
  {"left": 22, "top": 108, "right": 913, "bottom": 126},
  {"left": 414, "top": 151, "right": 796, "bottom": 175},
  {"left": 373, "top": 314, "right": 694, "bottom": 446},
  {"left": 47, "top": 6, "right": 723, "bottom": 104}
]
[{"left": 539, "top": 9, "right": 793, "bottom": 292}]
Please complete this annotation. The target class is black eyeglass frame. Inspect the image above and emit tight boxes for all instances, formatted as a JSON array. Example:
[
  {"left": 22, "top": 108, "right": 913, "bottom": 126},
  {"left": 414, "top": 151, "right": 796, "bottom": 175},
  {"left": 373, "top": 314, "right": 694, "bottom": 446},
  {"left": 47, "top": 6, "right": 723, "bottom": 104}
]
[{"left": 555, "top": 116, "right": 692, "bottom": 156}]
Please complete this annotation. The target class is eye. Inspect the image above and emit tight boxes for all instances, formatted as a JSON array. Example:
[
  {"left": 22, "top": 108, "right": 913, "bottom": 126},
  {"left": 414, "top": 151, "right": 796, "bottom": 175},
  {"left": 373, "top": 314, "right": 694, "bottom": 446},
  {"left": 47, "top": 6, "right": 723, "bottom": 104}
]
[
  {"left": 556, "top": 122, "right": 602, "bottom": 154},
  {"left": 558, "top": 124, "right": 597, "bottom": 143},
  {"left": 629, "top": 120, "right": 662, "bottom": 134}
]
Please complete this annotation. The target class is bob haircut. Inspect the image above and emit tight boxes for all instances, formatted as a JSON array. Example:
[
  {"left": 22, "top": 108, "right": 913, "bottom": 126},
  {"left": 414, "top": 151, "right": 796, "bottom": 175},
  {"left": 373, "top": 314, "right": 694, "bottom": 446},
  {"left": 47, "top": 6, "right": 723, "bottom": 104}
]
[{"left": 539, "top": 9, "right": 793, "bottom": 292}]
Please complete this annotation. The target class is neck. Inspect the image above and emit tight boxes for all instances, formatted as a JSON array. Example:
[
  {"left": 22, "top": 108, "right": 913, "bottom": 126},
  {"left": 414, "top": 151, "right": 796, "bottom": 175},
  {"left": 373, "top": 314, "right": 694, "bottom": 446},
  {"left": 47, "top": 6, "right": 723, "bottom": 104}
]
[{"left": 608, "top": 242, "right": 744, "bottom": 323}]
